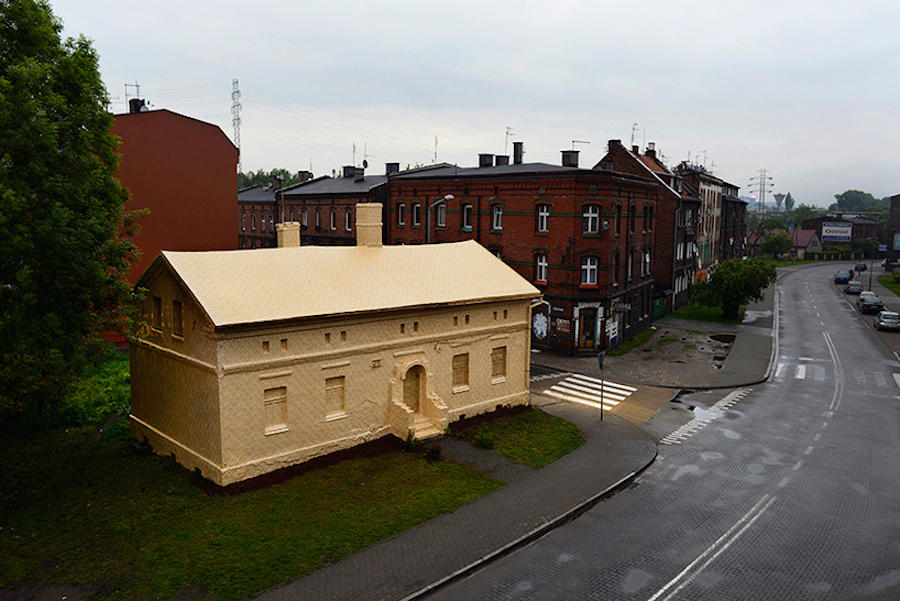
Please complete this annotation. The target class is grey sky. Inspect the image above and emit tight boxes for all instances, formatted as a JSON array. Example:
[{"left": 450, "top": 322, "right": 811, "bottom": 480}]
[{"left": 51, "top": 0, "right": 900, "bottom": 207}]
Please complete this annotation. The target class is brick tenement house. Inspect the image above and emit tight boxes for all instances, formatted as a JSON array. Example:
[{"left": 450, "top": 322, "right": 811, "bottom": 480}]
[
  {"left": 596, "top": 141, "right": 702, "bottom": 312},
  {"left": 238, "top": 184, "right": 278, "bottom": 249},
  {"left": 386, "top": 147, "right": 658, "bottom": 355},
  {"left": 721, "top": 182, "right": 748, "bottom": 261}
]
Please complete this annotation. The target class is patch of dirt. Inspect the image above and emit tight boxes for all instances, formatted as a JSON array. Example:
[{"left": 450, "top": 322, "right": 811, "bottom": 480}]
[{"left": 635, "top": 327, "right": 734, "bottom": 369}]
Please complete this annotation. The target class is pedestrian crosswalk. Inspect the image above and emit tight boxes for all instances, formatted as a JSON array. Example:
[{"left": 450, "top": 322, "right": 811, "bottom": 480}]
[
  {"left": 774, "top": 361, "right": 899, "bottom": 389},
  {"left": 539, "top": 373, "right": 637, "bottom": 411},
  {"left": 661, "top": 388, "right": 752, "bottom": 445}
]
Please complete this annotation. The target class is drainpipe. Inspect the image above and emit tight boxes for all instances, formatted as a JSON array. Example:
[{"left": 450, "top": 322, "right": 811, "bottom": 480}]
[{"left": 672, "top": 206, "right": 682, "bottom": 311}]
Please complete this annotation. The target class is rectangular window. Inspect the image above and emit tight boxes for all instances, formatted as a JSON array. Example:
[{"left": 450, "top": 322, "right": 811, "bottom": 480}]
[
  {"left": 251, "top": 215, "right": 256, "bottom": 231},
  {"left": 537, "top": 205, "right": 549, "bottom": 232},
  {"left": 412, "top": 203, "right": 421, "bottom": 227},
  {"left": 397, "top": 204, "right": 406, "bottom": 226},
  {"left": 491, "top": 205, "right": 503, "bottom": 230},
  {"left": 264, "top": 386, "right": 288, "bottom": 434},
  {"left": 241, "top": 214, "right": 246, "bottom": 231},
  {"left": 536, "top": 254, "right": 548, "bottom": 283},
  {"left": 345, "top": 211, "right": 352, "bottom": 231},
  {"left": 582, "top": 205, "right": 600, "bottom": 234},
  {"left": 325, "top": 376, "right": 346, "bottom": 417},
  {"left": 172, "top": 300, "right": 183, "bottom": 338},
  {"left": 462, "top": 204, "right": 473, "bottom": 230},
  {"left": 152, "top": 296, "right": 162, "bottom": 331},
  {"left": 436, "top": 204, "right": 446, "bottom": 227},
  {"left": 302, "top": 209, "right": 308, "bottom": 227},
  {"left": 452, "top": 353, "right": 469, "bottom": 391},
  {"left": 330, "top": 211, "right": 336, "bottom": 230},
  {"left": 581, "top": 257, "right": 598, "bottom": 286},
  {"left": 491, "top": 347, "right": 507, "bottom": 382},
  {"left": 316, "top": 210, "right": 321, "bottom": 228}
]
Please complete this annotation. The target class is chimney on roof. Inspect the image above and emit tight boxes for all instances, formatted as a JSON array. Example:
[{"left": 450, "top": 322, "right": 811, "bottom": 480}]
[
  {"left": 342, "top": 165, "right": 354, "bottom": 178},
  {"left": 479, "top": 153, "right": 494, "bottom": 168},
  {"left": 128, "top": 98, "right": 147, "bottom": 113},
  {"left": 354, "top": 167, "right": 365, "bottom": 182},
  {"left": 646, "top": 142, "right": 656, "bottom": 158},
  {"left": 513, "top": 141, "right": 524, "bottom": 164},
  {"left": 298, "top": 170, "right": 311, "bottom": 183},
  {"left": 495, "top": 155, "right": 510, "bottom": 166},
  {"left": 356, "top": 202, "right": 382, "bottom": 248},
  {"left": 632, "top": 145, "right": 639, "bottom": 154},
  {"left": 385, "top": 163, "right": 400, "bottom": 175},
  {"left": 561, "top": 150, "right": 579, "bottom": 168},
  {"left": 276, "top": 222, "right": 301, "bottom": 248}
]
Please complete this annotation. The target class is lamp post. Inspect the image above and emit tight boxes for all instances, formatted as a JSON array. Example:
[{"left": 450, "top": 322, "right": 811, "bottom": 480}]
[{"left": 426, "top": 194, "right": 454, "bottom": 244}]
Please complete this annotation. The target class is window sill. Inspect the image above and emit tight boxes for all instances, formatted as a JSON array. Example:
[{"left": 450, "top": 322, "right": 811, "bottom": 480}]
[
  {"left": 534, "top": 280, "right": 547, "bottom": 286},
  {"left": 490, "top": 229, "right": 502, "bottom": 234},
  {"left": 579, "top": 284, "right": 599, "bottom": 290},
  {"left": 491, "top": 376, "right": 507, "bottom": 385},
  {"left": 265, "top": 425, "right": 289, "bottom": 436},
  {"left": 461, "top": 227, "right": 472, "bottom": 233},
  {"left": 452, "top": 385, "right": 469, "bottom": 394},
  {"left": 171, "top": 334, "right": 184, "bottom": 342},
  {"left": 325, "top": 412, "right": 348, "bottom": 422}
]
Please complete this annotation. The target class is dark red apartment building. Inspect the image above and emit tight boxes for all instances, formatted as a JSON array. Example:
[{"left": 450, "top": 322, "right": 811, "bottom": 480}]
[{"left": 386, "top": 146, "right": 658, "bottom": 355}]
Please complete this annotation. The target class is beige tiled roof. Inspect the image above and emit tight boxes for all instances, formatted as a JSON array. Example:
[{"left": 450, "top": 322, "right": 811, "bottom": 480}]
[{"left": 155, "top": 240, "right": 540, "bottom": 327}]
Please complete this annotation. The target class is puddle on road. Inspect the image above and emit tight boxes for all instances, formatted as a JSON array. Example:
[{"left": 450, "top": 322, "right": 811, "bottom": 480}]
[{"left": 693, "top": 407, "right": 721, "bottom": 421}]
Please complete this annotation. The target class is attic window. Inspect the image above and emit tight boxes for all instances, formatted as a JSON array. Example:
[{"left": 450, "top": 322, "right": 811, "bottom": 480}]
[
  {"left": 152, "top": 296, "right": 162, "bottom": 332},
  {"left": 172, "top": 301, "right": 183, "bottom": 338}
]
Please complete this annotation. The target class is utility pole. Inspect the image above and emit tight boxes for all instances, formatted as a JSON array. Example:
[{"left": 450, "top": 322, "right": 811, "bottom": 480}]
[{"left": 232, "top": 79, "right": 242, "bottom": 175}]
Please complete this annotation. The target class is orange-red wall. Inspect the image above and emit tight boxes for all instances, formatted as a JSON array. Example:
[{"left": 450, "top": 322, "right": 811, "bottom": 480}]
[{"left": 112, "top": 109, "right": 239, "bottom": 284}]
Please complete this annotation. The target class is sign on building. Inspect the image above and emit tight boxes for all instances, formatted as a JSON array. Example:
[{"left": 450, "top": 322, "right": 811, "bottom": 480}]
[{"left": 822, "top": 222, "right": 852, "bottom": 242}]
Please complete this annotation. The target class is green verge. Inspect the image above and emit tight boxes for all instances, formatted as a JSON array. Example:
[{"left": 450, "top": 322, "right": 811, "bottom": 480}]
[
  {"left": 607, "top": 325, "right": 658, "bottom": 357},
  {"left": 450, "top": 407, "right": 585, "bottom": 468},
  {"left": 877, "top": 274, "right": 900, "bottom": 297},
  {"left": 0, "top": 420, "right": 502, "bottom": 600},
  {"left": 668, "top": 304, "right": 744, "bottom": 324}
]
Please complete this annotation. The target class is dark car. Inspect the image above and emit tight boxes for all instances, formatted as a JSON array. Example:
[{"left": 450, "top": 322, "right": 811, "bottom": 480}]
[
  {"left": 874, "top": 311, "right": 900, "bottom": 331},
  {"left": 855, "top": 262, "right": 868, "bottom": 272},
  {"left": 859, "top": 295, "right": 885, "bottom": 314},
  {"left": 834, "top": 270, "right": 851, "bottom": 284},
  {"left": 844, "top": 280, "right": 864, "bottom": 294}
]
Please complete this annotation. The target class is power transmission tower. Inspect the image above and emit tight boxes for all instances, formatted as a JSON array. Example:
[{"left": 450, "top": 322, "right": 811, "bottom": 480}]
[{"left": 232, "top": 79, "right": 242, "bottom": 174}]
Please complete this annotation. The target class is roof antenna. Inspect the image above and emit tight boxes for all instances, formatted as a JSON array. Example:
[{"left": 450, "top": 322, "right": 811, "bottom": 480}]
[
  {"left": 630, "top": 122, "right": 639, "bottom": 147},
  {"left": 505, "top": 126, "right": 515, "bottom": 155},
  {"left": 572, "top": 140, "right": 590, "bottom": 150}
]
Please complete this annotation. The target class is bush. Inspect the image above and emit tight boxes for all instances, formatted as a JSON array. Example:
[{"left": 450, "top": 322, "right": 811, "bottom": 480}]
[
  {"left": 473, "top": 432, "right": 494, "bottom": 450},
  {"left": 892, "top": 269, "right": 900, "bottom": 284},
  {"left": 53, "top": 350, "right": 130, "bottom": 427},
  {"left": 425, "top": 443, "right": 442, "bottom": 462}
]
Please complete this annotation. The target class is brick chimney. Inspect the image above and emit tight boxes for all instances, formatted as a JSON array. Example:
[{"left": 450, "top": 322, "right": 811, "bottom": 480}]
[
  {"left": 646, "top": 142, "right": 656, "bottom": 158},
  {"left": 276, "top": 222, "right": 301, "bottom": 247},
  {"left": 561, "top": 150, "right": 579, "bottom": 168},
  {"left": 356, "top": 203, "right": 382, "bottom": 247}
]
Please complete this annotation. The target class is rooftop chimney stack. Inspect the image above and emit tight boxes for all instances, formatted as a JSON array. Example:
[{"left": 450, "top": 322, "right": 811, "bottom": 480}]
[
  {"left": 646, "top": 142, "right": 656, "bottom": 158},
  {"left": 298, "top": 170, "right": 312, "bottom": 183},
  {"left": 342, "top": 165, "right": 355, "bottom": 178},
  {"left": 354, "top": 167, "right": 365, "bottom": 182},
  {"left": 513, "top": 141, "right": 524, "bottom": 164},
  {"left": 129, "top": 98, "right": 147, "bottom": 113},
  {"left": 276, "top": 222, "right": 301, "bottom": 248},
  {"left": 561, "top": 150, "right": 580, "bottom": 168},
  {"left": 356, "top": 203, "right": 383, "bottom": 248},
  {"left": 479, "top": 153, "right": 494, "bottom": 168},
  {"left": 385, "top": 163, "right": 400, "bottom": 175},
  {"left": 495, "top": 155, "right": 510, "bottom": 166}
]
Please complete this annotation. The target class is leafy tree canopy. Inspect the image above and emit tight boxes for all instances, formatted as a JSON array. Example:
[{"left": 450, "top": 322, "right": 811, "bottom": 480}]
[
  {"left": 691, "top": 258, "right": 777, "bottom": 320},
  {"left": 829, "top": 189, "right": 888, "bottom": 212},
  {"left": 0, "top": 0, "right": 138, "bottom": 425},
  {"left": 789, "top": 203, "right": 825, "bottom": 227},
  {"left": 238, "top": 168, "right": 302, "bottom": 190},
  {"left": 760, "top": 233, "right": 793, "bottom": 259}
]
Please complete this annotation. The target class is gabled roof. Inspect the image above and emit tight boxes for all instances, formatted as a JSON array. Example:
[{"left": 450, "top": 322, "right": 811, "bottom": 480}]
[
  {"left": 747, "top": 229, "right": 818, "bottom": 247},
  {"left": 283, "top": 174, "right": 386, "bottom": 196},
  {"left": 142, "top": 240, "right": 540, "bottom": 327},
  {"left": 390, "top": 162, "right": 579, "bottom": 179},
  {"left": 237, "top": 185, "right": 277, "bottom": 203}
]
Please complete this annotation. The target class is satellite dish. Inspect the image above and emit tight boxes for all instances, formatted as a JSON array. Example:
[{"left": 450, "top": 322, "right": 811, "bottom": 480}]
[
  {"left": 362, "top": 160, "right": 368, "bottom": 169},
  {"left": 602, "top": 218, "right": 610, "bottom": 231}
]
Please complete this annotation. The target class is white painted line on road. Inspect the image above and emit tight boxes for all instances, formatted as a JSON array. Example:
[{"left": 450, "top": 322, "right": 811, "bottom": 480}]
[
  {"left": 775, "top": 363, "right": 786, "bottom": 379},
  {"left": 540, "top": 389, "right": 618, "bottom": 409},
  {"left": 805, "top": 446, "right": 814, "bottom": 455},
  {"left": 795, "top": 365, "right": 807, "bottom": 380},
  {"left": 799, "top": 357, "right": 815, "bottom": 361},
  {"left": 778, "top": 476, "right": 792, "bottom": 488},
  {"left": 792, "top": 460, "right": 803, "bottom": 471},
  {"left": 893, "top": 373, "right": 900, "bottom": 389},
  {"left": 814, "top": 433, "right": 822, "bottom": 441},
  {"left": 549, "top": 381, "right": 626, "bottom": 401},
  {"left": 568, "top": 373, "right": 637, "bottom": 392}
]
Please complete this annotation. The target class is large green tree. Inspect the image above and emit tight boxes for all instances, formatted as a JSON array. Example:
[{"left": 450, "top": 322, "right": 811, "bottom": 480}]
[
  {"left": 691, "top": 258, "right": 777, "bottom": 320},
  {"left": 760, "top": 232, "right": 794, "bottom": 259},
  {"left": 238, "top": 168, "right": 301, "bottom": 190},
  {"left": 0, "top": 0, "right": 138, "bottom": 423}
]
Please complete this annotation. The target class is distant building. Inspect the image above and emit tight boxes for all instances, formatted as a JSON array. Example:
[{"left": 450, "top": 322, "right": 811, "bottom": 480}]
[
  {"left": 237, "top": 183, "right": 278, "bottom": 249},
  {"left": 748, "top": 229, "right": 823, "bottom": 259},
  {"left": 130, "top": 204, "right": 540, "bottom": 486},
  {"left": 112, "top": 99, "right": 239, "bottom": 283},
  {"left": 801, "top": 214, "right": 883, "bottom": 246}
]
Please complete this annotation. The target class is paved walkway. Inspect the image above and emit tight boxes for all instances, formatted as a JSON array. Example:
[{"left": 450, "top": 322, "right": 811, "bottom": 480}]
[{"left": 253, "top": 283, "right": 778, "bottom": 601}]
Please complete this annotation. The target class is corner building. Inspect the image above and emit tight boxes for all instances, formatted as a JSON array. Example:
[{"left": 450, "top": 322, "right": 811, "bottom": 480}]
[{"left": 387, "top": 148, "right": 658, "bottom": 355}]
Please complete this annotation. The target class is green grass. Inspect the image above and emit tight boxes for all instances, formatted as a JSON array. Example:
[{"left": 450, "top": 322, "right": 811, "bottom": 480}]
[
  {"left": 0, "top": 420, "right": 503, "bottom": 600},
  {"left": 450, "top": 407, "right": 585, "bottom": 468},
  {"left": 878, "top": 274, "right": 900, "bottom": 297},
  {"left": 658, "top": 336, "right": 678, "bottom": 346},
  {"left": 607, "top": 325, "right": 658, "bottom": 356},
  {"left": 668, "top": 304, "right": 744, "bottom": 324},
  {"left": 56, "top": 350, "right": 131, "bottom": 426}
]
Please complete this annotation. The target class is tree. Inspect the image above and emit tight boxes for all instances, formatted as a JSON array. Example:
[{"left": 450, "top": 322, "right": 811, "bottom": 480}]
[
  {"left": 0, "top": 0, "right": 139, "bottom": 424},
  {"left": 691, "top": 258, "right": 777, "bottom": 320},
  {"left": 789, "top": 203, "right": 823, "bottom": 227},
  {"left": 238, "top": 168, "right": 301, "bottom": 190},
  {"left": 760, "top": 233, "right": 794, "bottom": 259},
  {"left": 829, "top": 190, "right": 886, "bottom": 212}
]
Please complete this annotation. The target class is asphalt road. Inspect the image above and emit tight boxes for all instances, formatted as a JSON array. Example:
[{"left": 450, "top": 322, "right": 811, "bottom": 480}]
[{"left": 425, "top": 263, "right": 900, "bottom": 600}]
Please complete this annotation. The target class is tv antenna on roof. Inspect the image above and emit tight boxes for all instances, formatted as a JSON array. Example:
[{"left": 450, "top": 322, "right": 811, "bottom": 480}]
[
  {"left": 505, "top": 127, "right": 516, "bottom": 155},
  {"left": 572, "top": 140, "right": 590, "bottom": 150},
  {"left": 630, "top": 122, "right": 639, "bottom": 146}
]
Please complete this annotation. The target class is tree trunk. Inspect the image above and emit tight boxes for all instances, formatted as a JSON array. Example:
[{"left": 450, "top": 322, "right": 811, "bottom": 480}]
[{"left": 722, "top": 304, "right": 740, "bottom": 320}]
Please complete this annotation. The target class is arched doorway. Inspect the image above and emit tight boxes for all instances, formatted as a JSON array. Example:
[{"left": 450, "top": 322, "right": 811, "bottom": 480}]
[{"left": 403, "top": 365, "right": 425, "bottom": 412}]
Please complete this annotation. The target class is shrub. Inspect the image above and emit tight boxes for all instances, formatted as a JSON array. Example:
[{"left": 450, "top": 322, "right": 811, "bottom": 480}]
[
  {"left": 425, "top": 443, "right": 442, "bottom": 462},
  {"left": 473, "top": 432, "right": 494, "bottom": 450}
]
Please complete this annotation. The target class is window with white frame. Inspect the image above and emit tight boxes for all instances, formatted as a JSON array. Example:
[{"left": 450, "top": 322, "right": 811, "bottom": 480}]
[
  {"left": 462, "top": 203, "right": 473, "bottom": 230},
  {"left": 535, "top": 254, "right": 548, "bottom": 283},
  {"left": 330, "top": 210, "right": 336, "bottom": 230},
  {"left": 241, "top": 214, "right": 246, "bottom": 231},
  {"left": 412, "top": 202, "right": 421, "bottom": 227},
  {"left": 301, "top": 209, "right": 308, "bottom": 227},
  {"left": 581, "top": 257, "right": 598, "bottom": 286},
  {"left": 436, "top": 203, "right": 446, "bottom": 227},
  {"left": 315, "top": 210, "right": 321, "bottom": 228},
  {"left": 251, "top": 215, "right": 256, "bottom": 231},
  {"left": 345, "top": 211, "right": 352, "bottom": 231},
  {"left": 491, "top": 204, "right": 503, "bottom": 230},
  {"left": 397, "top": 203, "right": 406, "bottom": 226},
  {"left": 536, "top": 204, "right": 549, "bottom": 232},
  {"left": 582, "top": 205, "right": 600, "bottom": 234}
]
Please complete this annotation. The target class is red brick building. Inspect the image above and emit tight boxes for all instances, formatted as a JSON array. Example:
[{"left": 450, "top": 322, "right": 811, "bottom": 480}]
[
  {"left": 112, "top": 100, "right": 239, "bottom": 283},
  {"left": 386, "top": 146, "right": 658, "bottom": 354},
  {"left": 597, "top": 140, "right": 701, "bottom": 312},
  {"left": 237, "top": 184, "right": 278, "bottom": 249}
]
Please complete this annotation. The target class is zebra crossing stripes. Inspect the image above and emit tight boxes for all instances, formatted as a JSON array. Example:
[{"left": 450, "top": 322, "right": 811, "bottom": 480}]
[
  {"left": 530, "top": 371, "right": 572, "bottom": 383},
  {"left": 660, "top": 388, "right": 752, "bottom": 445},
  {"left": 541, "top": 373, "right": 636, "bottom": 411}
]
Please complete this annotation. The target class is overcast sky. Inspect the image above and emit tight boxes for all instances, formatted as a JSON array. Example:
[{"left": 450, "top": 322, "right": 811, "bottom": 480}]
[{"left": 50, "top": 0, "right": 900, "bottom": 208}]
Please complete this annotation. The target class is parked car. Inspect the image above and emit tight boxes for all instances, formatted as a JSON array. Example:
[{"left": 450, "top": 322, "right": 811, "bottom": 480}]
[
  {"left": 844, "top": 280, "right": 864, "bottom": 294},
  {"left": 834, "top": 270, "right": 851, "bottom": 284},
  {"left": 874, "top": 311, "right": 900, "bottom": 331},
  {"left": 859, "top": 295, "right": 885, "bottom": 314},
  {"left": 858, "top": 290, "right": 877, "bottom": 306},
  {"left": 855, "top": 262, "right": 868, "bottom": 272}
]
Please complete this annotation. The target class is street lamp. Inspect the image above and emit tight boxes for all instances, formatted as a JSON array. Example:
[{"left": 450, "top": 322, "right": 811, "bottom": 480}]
[{"left": 426, "top": 194, "right": 454, "bottom": 244}]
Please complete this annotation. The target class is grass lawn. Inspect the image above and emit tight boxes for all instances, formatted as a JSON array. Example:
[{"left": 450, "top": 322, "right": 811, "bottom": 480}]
[
  {"left": 449, "top": 406, "right": 585, "bottom": 468},
  {"left": 0, "top": 356, "right": 583, "bottom": 600},
  {"left": 668, "top": 303, "right": 744, "bottom": 324},
  {"left": 607, "top": 325, "right": 658, "bottom": 357},
  {"left": 878, "top": 274, "right": 900, "bottom": 297}
]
